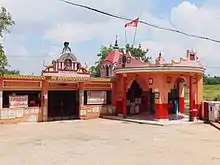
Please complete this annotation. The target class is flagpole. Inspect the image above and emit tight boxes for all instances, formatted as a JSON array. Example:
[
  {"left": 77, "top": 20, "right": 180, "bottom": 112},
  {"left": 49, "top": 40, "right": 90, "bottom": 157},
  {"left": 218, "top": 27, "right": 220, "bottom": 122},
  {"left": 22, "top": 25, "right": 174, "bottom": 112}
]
[
  {"left": 132, "top": 26, "right": 138, "bottom": 46},
  {"left": 124, "top": 28, "right": 128, "bottom": 45}
]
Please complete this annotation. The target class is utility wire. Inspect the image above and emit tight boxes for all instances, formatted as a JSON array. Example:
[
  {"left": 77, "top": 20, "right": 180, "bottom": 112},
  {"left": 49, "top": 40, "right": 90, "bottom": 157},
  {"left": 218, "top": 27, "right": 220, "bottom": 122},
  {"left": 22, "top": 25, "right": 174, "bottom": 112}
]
[
  {"left": 5, "top": 54, "right": 220, "bottom": 69},
  {"left": 60, "top": 0, "right": 220, "bottom": 44}
]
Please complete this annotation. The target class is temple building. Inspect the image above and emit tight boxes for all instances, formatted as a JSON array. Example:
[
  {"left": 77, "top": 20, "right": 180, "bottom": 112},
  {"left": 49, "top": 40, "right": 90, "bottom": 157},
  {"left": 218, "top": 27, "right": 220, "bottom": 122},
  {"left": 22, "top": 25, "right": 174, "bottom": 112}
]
[{"left": 0, "top": 41, "right": 205, "bottom": 124}]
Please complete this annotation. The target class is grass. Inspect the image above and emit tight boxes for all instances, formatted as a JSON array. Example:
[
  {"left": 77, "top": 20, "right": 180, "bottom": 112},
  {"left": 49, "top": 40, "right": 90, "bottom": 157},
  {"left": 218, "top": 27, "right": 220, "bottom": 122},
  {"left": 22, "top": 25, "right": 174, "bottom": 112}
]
[
  {"left": 183, "top": 84, "right": 220, "bottom": 114},
  {"left": 204, "top": 84, "right": 220, "bottom": 101},
  {"left": 184, "top": 84, "right": 220, "bottom": 101}
]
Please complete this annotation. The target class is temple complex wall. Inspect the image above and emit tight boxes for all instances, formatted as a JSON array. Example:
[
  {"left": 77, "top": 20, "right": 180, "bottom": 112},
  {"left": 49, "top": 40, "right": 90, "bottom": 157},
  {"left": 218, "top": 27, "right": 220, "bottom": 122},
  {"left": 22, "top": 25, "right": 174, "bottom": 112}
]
[{"left": 0, "top": 76, "right": 113, "bottom": 124}]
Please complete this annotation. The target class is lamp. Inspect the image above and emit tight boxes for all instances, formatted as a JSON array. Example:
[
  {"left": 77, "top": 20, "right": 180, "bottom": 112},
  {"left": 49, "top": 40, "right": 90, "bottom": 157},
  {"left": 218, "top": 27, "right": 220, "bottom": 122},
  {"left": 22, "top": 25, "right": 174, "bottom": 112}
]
[
  {"left": 193, "top": 77, "right": 197, "bottom": 84},
  {"left": 148, "top": 78, "right": 153, "bottom": 85},
  {"left": 166, "top": 76, "right": 171, "bottom": 83}
]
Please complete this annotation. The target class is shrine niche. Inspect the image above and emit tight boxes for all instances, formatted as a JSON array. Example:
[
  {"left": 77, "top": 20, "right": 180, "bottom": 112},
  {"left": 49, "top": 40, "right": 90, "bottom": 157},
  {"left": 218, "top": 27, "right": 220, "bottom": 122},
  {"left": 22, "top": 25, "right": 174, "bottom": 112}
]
[{"left": 42, "top": 42, "right": 90, "bottom": 77}]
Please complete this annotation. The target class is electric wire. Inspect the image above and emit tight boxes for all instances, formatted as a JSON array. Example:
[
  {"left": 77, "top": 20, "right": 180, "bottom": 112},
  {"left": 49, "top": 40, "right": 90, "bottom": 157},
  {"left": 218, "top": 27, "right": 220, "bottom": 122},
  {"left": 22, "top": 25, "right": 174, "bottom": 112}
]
[{"left": 60, "top": 0, "right": 220, "bottom": 44}]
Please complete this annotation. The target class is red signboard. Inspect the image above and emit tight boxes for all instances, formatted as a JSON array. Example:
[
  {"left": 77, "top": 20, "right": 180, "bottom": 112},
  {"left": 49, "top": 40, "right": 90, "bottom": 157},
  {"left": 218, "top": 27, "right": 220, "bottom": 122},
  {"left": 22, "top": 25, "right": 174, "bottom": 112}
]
[{"left": 9, "top": 95, "right": 28, "bottom": 108}]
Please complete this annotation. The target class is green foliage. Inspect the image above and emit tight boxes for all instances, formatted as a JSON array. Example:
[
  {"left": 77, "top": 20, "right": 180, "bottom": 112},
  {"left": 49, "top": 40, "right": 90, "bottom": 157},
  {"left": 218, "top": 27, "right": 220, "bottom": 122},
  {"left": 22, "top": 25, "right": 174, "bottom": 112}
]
[
  {"left": 203, "top": 75, "right": 220, "bottom": 85},
  {"left": 125, "top": 44, "right": 151, "bottom": 62},
  {"left": 0, "top": 6, "right": 19, "bottom": 75},
  {"left": 89, "top": 44, "right": 151, "bottom": 77},
  {"left": 204, "top": 84, "right": 220, "bottom": 101},
  {"left": 0, "top": 7, "right": 15, "bottom": 37}
]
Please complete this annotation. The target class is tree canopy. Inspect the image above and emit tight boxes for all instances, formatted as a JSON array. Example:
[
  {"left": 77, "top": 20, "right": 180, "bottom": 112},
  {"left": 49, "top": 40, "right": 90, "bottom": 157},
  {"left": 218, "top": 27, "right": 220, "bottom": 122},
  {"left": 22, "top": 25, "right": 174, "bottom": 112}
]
[
  {"left": 89, "top": 44, "right": 151, "bottom": 77},
  {"left": 203, "top": 75, "right": 220, "bottom": 85},
  {"left": 0, "top": 7, "right": 20, "bottom": 75}
]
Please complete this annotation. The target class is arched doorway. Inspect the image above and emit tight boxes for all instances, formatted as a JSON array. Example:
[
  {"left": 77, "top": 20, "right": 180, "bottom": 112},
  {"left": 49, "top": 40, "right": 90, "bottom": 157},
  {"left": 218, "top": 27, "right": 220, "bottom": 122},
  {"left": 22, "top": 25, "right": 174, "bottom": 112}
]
[
  {"left": 126, "top": 80, "right": 155, "bottom": 115},
  {"left": 168, "top": 77, "right": 189, "bottom": 115},
  {"left": 126, "top": 80, "right": 143, "bottom": 115}
]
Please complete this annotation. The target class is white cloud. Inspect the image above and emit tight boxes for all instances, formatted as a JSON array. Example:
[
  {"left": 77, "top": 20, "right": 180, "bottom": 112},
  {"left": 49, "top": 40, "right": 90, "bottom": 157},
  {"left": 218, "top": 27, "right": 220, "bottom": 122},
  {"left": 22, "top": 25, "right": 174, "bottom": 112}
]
[{"left": 1, "top": 0, "right": 220, "bottom": 75}]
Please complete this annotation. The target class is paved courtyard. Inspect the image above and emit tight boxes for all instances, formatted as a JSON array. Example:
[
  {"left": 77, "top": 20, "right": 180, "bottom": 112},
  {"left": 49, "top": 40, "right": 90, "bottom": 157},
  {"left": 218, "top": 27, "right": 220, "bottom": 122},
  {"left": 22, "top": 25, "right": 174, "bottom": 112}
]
[{"left": 0, "top": 119, "right": 220, "bottom": 165}]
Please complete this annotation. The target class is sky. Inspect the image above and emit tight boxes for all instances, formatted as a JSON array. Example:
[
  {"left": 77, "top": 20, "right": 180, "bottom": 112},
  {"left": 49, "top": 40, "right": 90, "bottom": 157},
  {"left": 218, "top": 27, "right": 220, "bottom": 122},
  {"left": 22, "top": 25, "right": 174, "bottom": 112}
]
[{"left": 1, "top": 0, "right": 220, "bottom": 75}]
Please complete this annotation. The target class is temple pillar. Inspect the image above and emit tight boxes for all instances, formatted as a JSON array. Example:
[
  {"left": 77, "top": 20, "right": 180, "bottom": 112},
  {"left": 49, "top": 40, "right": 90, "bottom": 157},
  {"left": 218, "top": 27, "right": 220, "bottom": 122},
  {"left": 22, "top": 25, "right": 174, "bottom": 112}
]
[
  {"left": 78, "top": 82, "right": 85, "bottom": 119},
  {"left": 196, "top": 75, "right": 203, "bottom": 119},
  {"left": 189, "top": 76, "right": 197, "bottom": 120},
  {"left": 122, "top": 74, "right": 127, "bottom": 118},
  {"left": 178, "top": 82, "right": 185, "bottom": 114},
  {"left": 154, "top": 75, "right": 169, "bottom": 121},
  {"left": 41, "top": 80, "right": 48, "bottom": 122}
]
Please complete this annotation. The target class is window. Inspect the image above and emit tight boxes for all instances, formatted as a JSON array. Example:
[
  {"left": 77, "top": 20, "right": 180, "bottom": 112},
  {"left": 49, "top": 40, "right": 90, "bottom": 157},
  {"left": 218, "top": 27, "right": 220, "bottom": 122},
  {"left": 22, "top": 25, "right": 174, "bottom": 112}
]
[
  {"left": 107, "top": 91, "right": 112, "bottom": 105},
  {"left": 106, "top": 65, "right": 109, "bottom": 77},
  {"left": 190, "top": 54, "right": 195, "bottom": 60}
]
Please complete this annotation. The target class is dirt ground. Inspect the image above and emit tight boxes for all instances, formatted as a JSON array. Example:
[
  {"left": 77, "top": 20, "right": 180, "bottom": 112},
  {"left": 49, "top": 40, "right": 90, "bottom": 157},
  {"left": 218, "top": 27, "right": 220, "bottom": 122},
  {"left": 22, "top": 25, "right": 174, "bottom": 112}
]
[{"left": 0, "top": 119, "right": 220, "bottom": 165}]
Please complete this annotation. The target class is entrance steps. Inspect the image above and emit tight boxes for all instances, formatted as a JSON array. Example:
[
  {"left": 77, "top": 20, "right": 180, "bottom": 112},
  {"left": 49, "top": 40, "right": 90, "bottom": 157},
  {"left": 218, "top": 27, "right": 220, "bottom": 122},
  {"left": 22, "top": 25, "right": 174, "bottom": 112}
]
[{"left": 102, "top": 114, "right": 204, "bottom": 127}]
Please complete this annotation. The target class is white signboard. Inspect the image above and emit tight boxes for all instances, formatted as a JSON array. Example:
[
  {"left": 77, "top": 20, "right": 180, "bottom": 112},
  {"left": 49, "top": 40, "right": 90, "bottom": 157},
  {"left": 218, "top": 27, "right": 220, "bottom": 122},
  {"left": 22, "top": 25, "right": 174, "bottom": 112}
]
[
  {"left": 9, "top": 95, "right": 28, "bottom": 108},
  {"left": 8, "top": 110, "right": 16, "bottom": 119},
  {"left": 0, "top": 110, "right": 9, "bottom": 119},
  {"left": 16, "top": 109, "right": 24, "bottom": 118}
]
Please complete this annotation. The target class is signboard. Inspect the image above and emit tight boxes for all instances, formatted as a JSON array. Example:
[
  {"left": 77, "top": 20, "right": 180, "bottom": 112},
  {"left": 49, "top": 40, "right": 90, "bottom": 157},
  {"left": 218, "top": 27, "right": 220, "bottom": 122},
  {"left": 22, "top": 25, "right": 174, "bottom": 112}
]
[
  {"left": 87, "top": 91, "right": 107, "bottom": 105},
  {"left": 0, "top": 110, "right": 9, "bottom": 119},
  {"left": 9, "top": 95, "right": 28, "bottom": 108}
]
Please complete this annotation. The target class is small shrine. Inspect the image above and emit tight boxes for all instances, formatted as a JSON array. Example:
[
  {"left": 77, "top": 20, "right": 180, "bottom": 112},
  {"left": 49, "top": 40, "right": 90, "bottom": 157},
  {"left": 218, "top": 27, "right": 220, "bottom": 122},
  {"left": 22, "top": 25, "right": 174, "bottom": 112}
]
[{"left": 42, "top": 42, "right": 90, "bottom": 77}]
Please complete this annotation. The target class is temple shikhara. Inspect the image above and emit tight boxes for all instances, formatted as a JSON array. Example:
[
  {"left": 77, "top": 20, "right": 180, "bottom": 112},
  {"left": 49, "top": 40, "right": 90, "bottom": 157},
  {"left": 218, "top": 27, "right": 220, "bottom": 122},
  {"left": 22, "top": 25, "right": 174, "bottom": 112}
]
[{"left": 0, "top": 41, "right": 205, "bottom": 124}]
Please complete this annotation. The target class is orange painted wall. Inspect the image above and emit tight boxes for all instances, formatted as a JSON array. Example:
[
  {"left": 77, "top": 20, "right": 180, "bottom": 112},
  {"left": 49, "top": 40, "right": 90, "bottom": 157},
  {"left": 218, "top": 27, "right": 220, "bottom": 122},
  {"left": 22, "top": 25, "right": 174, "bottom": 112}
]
[{"left": 114, "top": 73, "right": 202, "bottom": 105}]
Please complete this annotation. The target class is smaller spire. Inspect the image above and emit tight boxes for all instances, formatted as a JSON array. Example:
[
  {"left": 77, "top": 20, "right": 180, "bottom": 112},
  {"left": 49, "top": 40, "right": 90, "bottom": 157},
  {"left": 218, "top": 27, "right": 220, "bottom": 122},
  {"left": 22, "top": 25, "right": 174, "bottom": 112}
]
[
  {"left": 159, "top": 51, "right": 162, "bottom": 57},
  {"left": 113, "top": 35, "right": 119, "bottom": 49}
]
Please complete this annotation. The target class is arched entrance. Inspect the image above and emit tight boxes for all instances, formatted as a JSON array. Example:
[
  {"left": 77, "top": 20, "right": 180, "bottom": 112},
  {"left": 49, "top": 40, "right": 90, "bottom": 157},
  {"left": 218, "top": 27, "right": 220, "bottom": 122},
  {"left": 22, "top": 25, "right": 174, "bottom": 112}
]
[
  {"left": 126, "top": 79, "right": 155, "bottom": 115},
  {"left": 168, "top": 77, "right": 189, "bottom": 115}
]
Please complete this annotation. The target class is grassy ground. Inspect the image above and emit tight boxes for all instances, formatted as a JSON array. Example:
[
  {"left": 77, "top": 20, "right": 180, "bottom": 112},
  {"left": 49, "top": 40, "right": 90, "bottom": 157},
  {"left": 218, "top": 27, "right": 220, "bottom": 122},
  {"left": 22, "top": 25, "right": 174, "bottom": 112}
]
[
  {"left": 204, "top": 84, "right": 220, "bottom": 100},
  {"left": 182, "top": 84, "right": 220, "bottom": 115},
  {"left": 184, "top": 84, "right": 220, "bottom": 101}
]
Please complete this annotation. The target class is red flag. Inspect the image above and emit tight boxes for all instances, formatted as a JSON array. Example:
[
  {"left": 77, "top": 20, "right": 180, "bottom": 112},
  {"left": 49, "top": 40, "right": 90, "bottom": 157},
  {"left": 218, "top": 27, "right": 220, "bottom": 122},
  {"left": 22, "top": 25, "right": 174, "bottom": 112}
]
[{"left": 125, "top": 18, "right": 139, "bottom": 28}]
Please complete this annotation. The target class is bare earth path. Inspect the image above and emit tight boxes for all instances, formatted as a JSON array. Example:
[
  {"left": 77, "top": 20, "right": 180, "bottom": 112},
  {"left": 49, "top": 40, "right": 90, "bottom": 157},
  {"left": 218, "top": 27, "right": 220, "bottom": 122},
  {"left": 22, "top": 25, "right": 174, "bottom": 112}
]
[{"left": 0, "top": 119, "right": 220, "bottom": 165}]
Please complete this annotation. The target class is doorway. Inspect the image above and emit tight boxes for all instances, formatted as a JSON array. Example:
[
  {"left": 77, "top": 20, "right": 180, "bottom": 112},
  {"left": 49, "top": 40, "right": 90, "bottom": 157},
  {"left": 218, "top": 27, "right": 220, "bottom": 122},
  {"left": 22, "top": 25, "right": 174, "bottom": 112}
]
[
  {"left": 168, "top": 78, "right": 189, "bottom": 115},
  {"left": 149, "top": 88, "right": 155, "bottom": 114},
  {"left": 126, "top": 80, "right": 144, "bottom": 115},
  {"left": 168, "top": 87, "right": 178, "bottom": 114},
  {"left": 48, "top": 91, "right": 79, "bottom": 121}
]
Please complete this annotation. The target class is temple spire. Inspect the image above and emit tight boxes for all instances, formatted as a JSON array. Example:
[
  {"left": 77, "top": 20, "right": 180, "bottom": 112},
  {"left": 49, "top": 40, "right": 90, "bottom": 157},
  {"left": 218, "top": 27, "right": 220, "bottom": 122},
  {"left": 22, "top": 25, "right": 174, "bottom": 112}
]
[{"left": 113, "top": 35, "right": 119, "bottom": 49}]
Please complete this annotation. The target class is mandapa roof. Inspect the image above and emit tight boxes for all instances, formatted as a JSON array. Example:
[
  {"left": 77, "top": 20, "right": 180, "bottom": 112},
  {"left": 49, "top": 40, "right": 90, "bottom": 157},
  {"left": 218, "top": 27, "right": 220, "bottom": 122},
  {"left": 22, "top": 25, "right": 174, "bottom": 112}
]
[{"left": 0, "top": 74, "right": 111, "bottom": 82}]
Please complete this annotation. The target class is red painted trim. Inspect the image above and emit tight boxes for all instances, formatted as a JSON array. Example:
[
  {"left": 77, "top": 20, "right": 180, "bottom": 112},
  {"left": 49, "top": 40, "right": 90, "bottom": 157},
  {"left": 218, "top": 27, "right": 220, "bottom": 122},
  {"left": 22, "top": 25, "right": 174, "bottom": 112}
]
[
  {"left": 179, "top": 97, "right": 184, "bottom": 114},
  {"left": 122, "top": 76, "right": 127, "bottom": 118},
  {"left": 189, "top": 76, "right": 193, "bottom": 111},
  {"left": 203, "top": 102, "right": 209, "bottom": 121},
  {"left": 195, "top": 104, "right": 202, "bottom": 119},
  {"left": 116, "top": 101, "right": 123, "bottom": 114},
  {"left": 155, "top": 103, "right": 168, "bottom": 119}
]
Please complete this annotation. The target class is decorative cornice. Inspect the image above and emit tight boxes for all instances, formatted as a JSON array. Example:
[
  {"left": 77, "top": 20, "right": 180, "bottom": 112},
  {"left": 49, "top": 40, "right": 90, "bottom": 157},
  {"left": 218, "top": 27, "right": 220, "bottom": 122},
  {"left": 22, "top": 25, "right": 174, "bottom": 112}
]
[
  {"left": 0, "top": 75, "right": 45, "bottom": 80},
  {"left": 114, "top": 66, "right": 205, "bottom": 74},
  {"left": 0, "top": 75, "right": 111, "bottom": 82},
  {"left": 49, "top": 76, "right": 112, "bottom": 82}
]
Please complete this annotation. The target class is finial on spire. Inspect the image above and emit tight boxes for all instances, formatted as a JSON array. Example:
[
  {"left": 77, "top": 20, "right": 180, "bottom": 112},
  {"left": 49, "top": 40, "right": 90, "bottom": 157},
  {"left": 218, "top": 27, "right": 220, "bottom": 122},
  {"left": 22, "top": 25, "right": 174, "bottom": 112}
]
[
  {"left": 115, "top": 35, "right": 118, "bottom": 46},
  {"left": 113, "top": 35, "right": 119, "bottom": 49},
  {"left": 62, "top": 41, "right": 71, "bottom": 54}
]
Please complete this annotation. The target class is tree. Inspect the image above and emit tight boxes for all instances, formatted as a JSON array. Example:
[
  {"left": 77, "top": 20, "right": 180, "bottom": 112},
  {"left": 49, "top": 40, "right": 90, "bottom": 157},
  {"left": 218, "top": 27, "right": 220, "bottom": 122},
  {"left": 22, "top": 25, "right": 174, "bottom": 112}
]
[
  {"left": 89, "top": 44, "right": 151, "bottom": 77},
  {"left": 0, "top": 7, "right": 19, "bottom": 75}
]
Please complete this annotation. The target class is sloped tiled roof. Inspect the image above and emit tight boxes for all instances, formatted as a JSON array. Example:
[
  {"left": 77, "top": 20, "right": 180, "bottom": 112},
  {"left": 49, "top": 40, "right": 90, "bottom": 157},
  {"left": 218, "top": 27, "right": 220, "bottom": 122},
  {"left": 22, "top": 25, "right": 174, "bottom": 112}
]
[
  {"left": 0, "top": 75, "right": 45, "bottom": 80},
  {"left": 103, "top": 49, "right": 121, "bottom": 64},
  {"left": 0, "top": 75, "right": 111, "bottom": 82}
]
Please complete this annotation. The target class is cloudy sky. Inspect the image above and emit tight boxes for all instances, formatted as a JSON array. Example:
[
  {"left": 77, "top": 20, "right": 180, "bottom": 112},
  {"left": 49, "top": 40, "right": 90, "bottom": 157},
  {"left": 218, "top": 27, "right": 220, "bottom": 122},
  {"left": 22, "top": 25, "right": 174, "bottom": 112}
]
[{"left": 1, "top": 0, "right": 220, "bottom": 75}]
